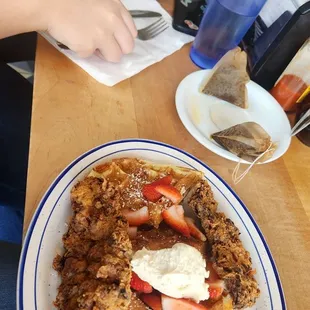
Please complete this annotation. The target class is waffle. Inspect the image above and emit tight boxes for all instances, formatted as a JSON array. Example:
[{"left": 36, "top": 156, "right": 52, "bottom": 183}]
[
  {"left": 88, "top": 158, "right": 203, "bottom": 227},
  {"left": 53, "top": 157, "right": 259, "bottom": 309}
]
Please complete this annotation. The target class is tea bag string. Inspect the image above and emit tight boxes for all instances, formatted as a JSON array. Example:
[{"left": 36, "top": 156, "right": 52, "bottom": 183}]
[{"left": 232, "top": 142, "right": 276, "bottom": 185}]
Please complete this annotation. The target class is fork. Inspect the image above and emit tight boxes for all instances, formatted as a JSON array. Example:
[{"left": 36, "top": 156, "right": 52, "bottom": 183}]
[{"left": 137, "top": 17, "right": 169, "bottom": 41}]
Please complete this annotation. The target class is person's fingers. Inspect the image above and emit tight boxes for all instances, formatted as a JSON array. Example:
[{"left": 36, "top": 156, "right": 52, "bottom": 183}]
[
  {"left": 114, "top": 21, "right": 135, "bottom": 55},
  {"left": 120, "top": 6, "right": 137, "bottom": 38},
  {"left": 66, "top": 39, "right": 96, "bottom": 58},
  {"left": 76, "top": 47, "right": 96, "bottom": 58},
  {"left": 97, "top": 35, "right": 123, "bottom": 62},
  {"left": 94, "top": 49, "right": 105, "bottom": 59}
]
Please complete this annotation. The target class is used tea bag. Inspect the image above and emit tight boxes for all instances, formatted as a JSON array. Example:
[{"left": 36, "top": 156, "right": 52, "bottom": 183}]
[
  {"left": 200, "top": 47, "right": 250, "bottom": 109},
  {"left": 211, "top": 122, "right": 276, "bottom": 162}
]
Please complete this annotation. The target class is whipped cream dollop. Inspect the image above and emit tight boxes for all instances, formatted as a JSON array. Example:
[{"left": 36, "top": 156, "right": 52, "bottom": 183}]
[{"left": 131, "top": 243, "right": 210, "bottom": 302}]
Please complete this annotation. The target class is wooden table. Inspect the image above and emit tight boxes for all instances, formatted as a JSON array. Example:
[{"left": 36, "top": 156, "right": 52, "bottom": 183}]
[{"left": 25, "top": 4, "right": 310, "bottom": 309}]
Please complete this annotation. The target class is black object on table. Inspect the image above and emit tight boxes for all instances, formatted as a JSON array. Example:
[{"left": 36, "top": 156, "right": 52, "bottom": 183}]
[
  {"left": 172, "top": 0, "right": 207, "bottom": 36},
  {"left": 244, "top": 2, "right": 310, "bottom": 90}
]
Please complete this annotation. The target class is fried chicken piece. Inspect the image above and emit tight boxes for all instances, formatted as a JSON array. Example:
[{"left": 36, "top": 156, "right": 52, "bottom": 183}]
[
  {"left": 53, "top": 254, "right": 64, "bottom": 273},
  {"left": 61, "top": 257, "right": 88, "bottom": 280},
  {"left": 79, "top": 283, "right": 131, "bottom": 310},
  {"left": 188, "top": 181, "right": 260, "bottom": 309},
  {"left": 87, "top": 229, "right": 132, "bottom": 262},
  {"left": 224, "top": 272, "right": 259, "bottom": 309},
  {"left": 188, "top": 180, "right": 218, "bottom": 215},
  {"left": 70, "top": 177, "right": 122, "bottom": 241},
  {"left": 197, "top": 211, "right": 240, "bottom": 244},
  {"left": 54, "top": 177, "right": 132, "bottom": 310},
  {"left": 212, "top": 239, "right": 252, "bottom": 276},
  {"left": 71, "top": 177, "right": 103, "bottom": 209},
  {"left": 96, "top": 254, "right": 130, "bottom": 284},
  {"left": 63, "top": 228, "right": 94, "bottom": 259}
]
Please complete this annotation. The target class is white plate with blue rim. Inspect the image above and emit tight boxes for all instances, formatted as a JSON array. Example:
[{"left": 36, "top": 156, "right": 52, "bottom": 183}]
[
  {"left": 17, "top": 139, "right": 286, "bottom": 309},
  {"left": 176, "top": 70, "right": 291, "bottom": 164}
]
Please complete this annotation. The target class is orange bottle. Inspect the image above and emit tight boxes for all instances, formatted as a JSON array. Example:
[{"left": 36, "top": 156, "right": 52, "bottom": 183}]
[
  {"left": 270, "top": 74, "right": 308, "bottom": 112},
  {"left": 270, "top": 38, "right": 310, "bottom": 112}
]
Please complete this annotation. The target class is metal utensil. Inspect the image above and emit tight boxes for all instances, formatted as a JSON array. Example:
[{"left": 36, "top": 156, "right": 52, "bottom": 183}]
[
  {"left": 291, "top": 108, "right": 310, "bottom": 136},
  {"left": 137, "top": 17, "right": 169, "bottom": 41},
  {"left": 129, "top": 10, "right": 162, "bottom": 18}
]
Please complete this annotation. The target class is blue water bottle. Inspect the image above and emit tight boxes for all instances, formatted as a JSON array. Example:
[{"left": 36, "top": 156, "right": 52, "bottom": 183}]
[{"left": 190, "top": 0, "right": 267, "bottom": 68}]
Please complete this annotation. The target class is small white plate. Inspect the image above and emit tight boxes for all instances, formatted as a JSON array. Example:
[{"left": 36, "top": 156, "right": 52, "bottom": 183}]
[
  {"left": 176, "top": 70, "right": 291, "bottom": 163},
  {"left": 17, "top": 140, "right": 285, "bottom": 310}
]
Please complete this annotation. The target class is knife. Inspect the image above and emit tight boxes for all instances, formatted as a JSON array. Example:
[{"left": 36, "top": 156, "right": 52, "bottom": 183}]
[{"left": 129, "top": 10, "right": 162, "bottom": 18}]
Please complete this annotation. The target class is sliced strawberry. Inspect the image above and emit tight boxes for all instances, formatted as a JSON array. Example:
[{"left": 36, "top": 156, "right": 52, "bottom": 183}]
[
  {"left": 184, "top": 217, "right": 206, "bottom": 241},
  {"left": 155, "top": 185, "right": 182, "bottom": 204},
  {"left": 205, "top": 263, "right": 223, "bottom": 300},
  {"left": 142, "top": 175, "right": 173, "bottom": 202},
  {"left": 161, "top": 295, "right": 207, "bottom": 309},
  {"left": 152, "top": 175, "right": 173, "bottom": 186},
  {"left": 142, "top": 184, "right": 162, "bottom": 202},
  {"left": 122, "top": 207, "right": 149, "bottom": 226},
  {"left": 208, "top": 284, "right": 224, "bottom": 300},
  {"left": 141, "top": 293, "right": 162, "bottom": 310},
  {"left": 130, "top": 272, "right": 153, "bottom": 293},
  {"left": 162, "top": 205, "right": 190, "bottom": 237},
  {"left": 206, "top": 262, "right": 220, "bottom": 283},
  {"left": 127, "top": 226, "right": 137, "bottom": 239}
]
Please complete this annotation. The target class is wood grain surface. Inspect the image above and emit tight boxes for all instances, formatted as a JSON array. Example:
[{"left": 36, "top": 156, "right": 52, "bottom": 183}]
[{"left": 24, "top": 2, "right": 310, "bottom": 308}]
